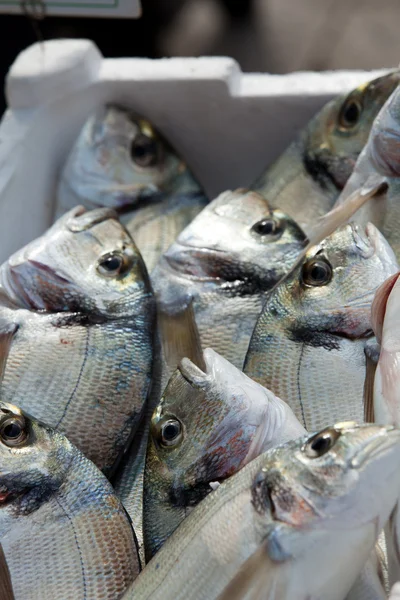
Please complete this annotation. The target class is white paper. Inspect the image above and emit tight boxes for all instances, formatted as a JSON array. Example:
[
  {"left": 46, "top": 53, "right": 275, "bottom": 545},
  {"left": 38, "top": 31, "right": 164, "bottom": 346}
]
[{"left": 0, "top": 0, "right": 141, "bottom": 18}]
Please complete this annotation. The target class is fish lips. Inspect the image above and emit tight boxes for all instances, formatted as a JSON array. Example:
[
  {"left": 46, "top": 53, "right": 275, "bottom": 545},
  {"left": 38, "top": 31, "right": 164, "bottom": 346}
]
[
  {"left": 164, "top": 244, "right": 276, "bottom": 294},
  {"left": 0, "top": 259, "right": 79, "bottom": 312}
]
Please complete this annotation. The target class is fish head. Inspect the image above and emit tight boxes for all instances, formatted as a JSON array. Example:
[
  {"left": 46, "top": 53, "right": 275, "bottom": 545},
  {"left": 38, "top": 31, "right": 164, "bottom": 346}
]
[
  {"left": 147, "top": 348, "right": 296, "bottom": 504},
  {"left": 253, "top": 422, "right": 400, "bottom": 542},
  {"left": 305, "top": 71, "right": 400, "bottom": 189},
  {"left": 59, "top": 105, "right": 201, "bottom": 211},
  {"left": 0, "top": 402, "right": 72, "bottom": 535},
  {"left": 0, "top": 206, "right": 152, "bottom": 318},
  {"left": 162, "top": 189, "right": 307, "bottom": 294},
  {"left": 275, "top": 222, "right": 398, "bottom": 340},
  {"left": 144, "top": 347, "right": 304, "bottom": 558}
]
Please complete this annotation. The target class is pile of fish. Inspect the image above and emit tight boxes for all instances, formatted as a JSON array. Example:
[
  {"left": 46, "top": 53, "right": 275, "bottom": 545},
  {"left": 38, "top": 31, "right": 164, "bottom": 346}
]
[{"left": 4, "top": 70, "right": 400, "bottom": 599}]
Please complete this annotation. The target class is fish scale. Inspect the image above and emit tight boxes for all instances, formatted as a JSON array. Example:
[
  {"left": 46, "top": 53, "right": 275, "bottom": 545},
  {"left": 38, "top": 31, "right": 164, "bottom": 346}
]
[
  {"left": 127, "top": 423, "right": 400, "bottom": 600},
  {"left": 0, "top": 407, "right": 139, "bottom": 599},
  {"left": 0, "top": 207, "right": 155, "bottom": 476},
  {"left": 244, "top": 222, "right": 399, "bottom": 432}
]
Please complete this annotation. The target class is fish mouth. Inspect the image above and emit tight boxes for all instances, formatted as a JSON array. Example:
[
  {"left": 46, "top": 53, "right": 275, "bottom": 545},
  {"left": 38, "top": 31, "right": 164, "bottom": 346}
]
[
  {"left": 164, "top": 243, "right": 276, "bottom": 294},
  {"left": 0, "top": 259, "right": 73, "bottom": 312},
  {"left": 164, "top": 243, "right": 232, "bottom": 281},
  {"left": 351, "top": 426, "right": 400, "bottom": 468}
]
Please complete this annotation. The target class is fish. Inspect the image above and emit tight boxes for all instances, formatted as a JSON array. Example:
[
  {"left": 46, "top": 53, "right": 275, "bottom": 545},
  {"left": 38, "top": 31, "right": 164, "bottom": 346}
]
[
  {"left": 332, "top": 80, "right": 400, "bottom": 262},
  {"left": 153, "top": 188, "right": 307, "bottom": 369},
  {"left": 0, "top": 206, "right": 155, "bottom": 475},
  {"left": 368, "top": 272, "right": 400, "bottom": 590},
  {"left": 252, "top": 71, "right": 400, "bottom": 229},
  {"left": 143, "top": 348, "right": 306, "bottom": 560},
  {"left": 244, "top": 222, "right": 398, "bottom": 431},
  {"left": 56, "top": 105, "right": 208, "bottom": 272},
  {"left": 126, "top": 422, "right": 400, "bottom": 600},
  {"left": 0, "top": 402, "right": 140, "bottom": 599},
  {"left": 369, "top": 272, "right": 400, "bottom": 427}
]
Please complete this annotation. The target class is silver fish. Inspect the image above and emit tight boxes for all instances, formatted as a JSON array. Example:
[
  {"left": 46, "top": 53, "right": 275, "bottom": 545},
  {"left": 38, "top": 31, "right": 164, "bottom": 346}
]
[
  {"left": 0, "top": 206, "right": 155, "bottom": 475},
  {"left": 127, "top": 422, "right": 400, "bottom": 600},
  {"left": 153, "top": 188, "right": 307, "bottom": 369},
  {"left": 253, "top": 71, "right": 400, "bottom": 229},
  {"left": 56, "top": 105, "right": 208, "bottom": 272},
  {"left": 244, "top": 222, "right": 398, "bottom": 431},
  {"left": 143, "top": 348, "right": 305, "bottom": 559},
  {"left": 332, "top": 82, "right": 400, "bottom": 262},
  {"left": 0, "top": 402, "right": 140, "bottom": 599}
]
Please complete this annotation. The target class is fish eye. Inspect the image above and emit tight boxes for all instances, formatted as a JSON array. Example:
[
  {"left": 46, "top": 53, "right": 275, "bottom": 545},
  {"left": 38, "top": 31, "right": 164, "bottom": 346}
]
[
  {"left": 251, "top": 217, "right": 282, "bottom": 237},
  {"left": 158, "top": 418, "right": 183, "bottom": 448},
  {"left": 97, "top": 251, "right": 132, "bottom": 278},
  {"left": 301, "top": 258, "right": 333, "bottom": 287},
  {"left": 338, "top": 98, "right": 363, "bottom": 130},
  {"left": 130, "top": 133, "right": 159, "bottom": 168},
  {"left": 0, "top": 416, "right": 28, "bottom": 448},
  {"left": 304, "top": 427, "right": 341, "bottom": 458}
]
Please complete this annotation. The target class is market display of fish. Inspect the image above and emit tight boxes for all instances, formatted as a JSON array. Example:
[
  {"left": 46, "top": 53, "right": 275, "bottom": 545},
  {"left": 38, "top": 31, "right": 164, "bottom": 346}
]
[
  {"left": 253, "top": 70, "right": 400, "bottom": 231},
  {"left": 153, "top": 188, "right": 307, "bottom": 368},
  {"left": 56, "top": 105, "right": 208, "bottom": 271},
  {"left": 143, "top": 348, "right": 306, "bottom": 559},
  {"left": 0, "top": 402, "right": 140, "bottom": 599},
  {"left": 0, "top": 206, "right": 155, "bottom": 475},
  {"left": 244, "top": 222, "right": 398, "bottom": 431},
  {"left": 2, "top": 48, "right": 400, "bottom": 600},
  {"left": 128, "top": 422, "right": 400, "bottom": 600}
]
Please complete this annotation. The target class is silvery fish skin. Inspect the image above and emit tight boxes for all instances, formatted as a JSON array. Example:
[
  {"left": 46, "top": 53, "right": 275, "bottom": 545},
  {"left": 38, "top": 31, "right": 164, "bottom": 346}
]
[
  {"left": 244, "top": 222, "right": 398, "bottom": 431},
  {"left": 153, "top": 188, "right": 307, "bottom": 369},
  {"left": 253, "top": 71, "right": 400, "bottom": 229},
  {"left": 333, "top": 82, "right": 400, "bottom": 262},
  {"left": 368, "top": 273, "right": 400, "bottom": 590},
  {"left": 56, "top": 105, "right": 208, "bottom": 272},
  {"left": 127, "top": 422, "right": 400, "bottom": 600},
  {"left": 143, "top": 348, "right": 306, "bottom": 560},
  {"left": 0, "top": 206, "right": 155, "bottom": 474},
  {"left": 0, "top": 402, "right": 140, "bottom": 599},
  {"left": 371, "top": 273, "right": 400, "bottom": 427}
]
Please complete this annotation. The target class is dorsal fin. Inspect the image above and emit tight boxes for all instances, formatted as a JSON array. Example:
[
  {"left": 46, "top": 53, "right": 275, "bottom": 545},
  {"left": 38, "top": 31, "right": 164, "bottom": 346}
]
[{"left": 158, "top": 299, "right": 206, "bottom": 373}]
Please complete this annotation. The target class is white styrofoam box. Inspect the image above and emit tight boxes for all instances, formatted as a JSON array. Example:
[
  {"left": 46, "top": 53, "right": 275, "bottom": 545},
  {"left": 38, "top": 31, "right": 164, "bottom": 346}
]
[{"left": 0, "top": 39, "right": 386, "bottom": 262}]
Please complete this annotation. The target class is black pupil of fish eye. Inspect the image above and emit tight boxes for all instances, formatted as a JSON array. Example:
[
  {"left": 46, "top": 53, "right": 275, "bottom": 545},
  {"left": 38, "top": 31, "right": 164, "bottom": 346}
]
[
  {"left": 162, "top": 421, "right": 180, "bottom": 441},
  {"left": 131, "top": 135, "right": 157, "bottom": 166},
  {"left": 310, "top": 263, "right": 328, "bottom": 281},
  {"left": 253, "top": 219, "right": 276, "bottom": 235},
  {"left": 101, "top": 256, "right": 122, "bottom": 272},
  {"left": 342, "top": 101, "right": 360, "bottom": 126},
  {"left": 310, "top": 433, "right": 331, "bottom": 454},
  {"left": 3, "top": 422, "right": 21, "bottom": 439}
]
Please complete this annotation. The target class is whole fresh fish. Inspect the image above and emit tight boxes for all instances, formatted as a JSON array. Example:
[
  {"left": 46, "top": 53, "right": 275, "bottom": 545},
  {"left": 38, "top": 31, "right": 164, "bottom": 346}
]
[
  {"left": 333, "top": 81, "right": 400, "bottom": 261},
  {"left": 127, "top": 422, "right": 400, "bottom": 600},
  {"left": 0, "top": 206, "right": 155, "bottom": 475},
  {"left": 0, "top": 402, "right": 140, "bottom": 599},
  {"left": 253, "top": 71, "right": 400, "bottom": 229},
  {"left": 56, "top": 105, "right": 208, "bottom": 272},
  {"left": 153, "top": 188, "right": 307, "bottom": 368},
  {"left": 143, "top": 348, "right": 306, "bottom": 559},
  {"left": 244, "top": 222, "right": 398, "bottom": 431}
]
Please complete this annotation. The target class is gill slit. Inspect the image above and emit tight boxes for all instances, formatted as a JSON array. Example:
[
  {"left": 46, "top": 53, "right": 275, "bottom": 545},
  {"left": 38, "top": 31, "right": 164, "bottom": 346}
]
[
  {"left": 297, "top": 342, "right": 307, "bottom": 428},
  {"left": 55, "top": 328, "right": 90, "bottom": 428},
  {"left": 55, "top": 495, "right": 87, "bottom": 600}
]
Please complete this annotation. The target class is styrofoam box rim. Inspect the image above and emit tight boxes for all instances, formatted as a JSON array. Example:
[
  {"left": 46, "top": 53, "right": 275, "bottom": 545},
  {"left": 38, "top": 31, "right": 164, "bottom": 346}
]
[{"left": 0, "top": 38, "right": 390, "bottom": 262}]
